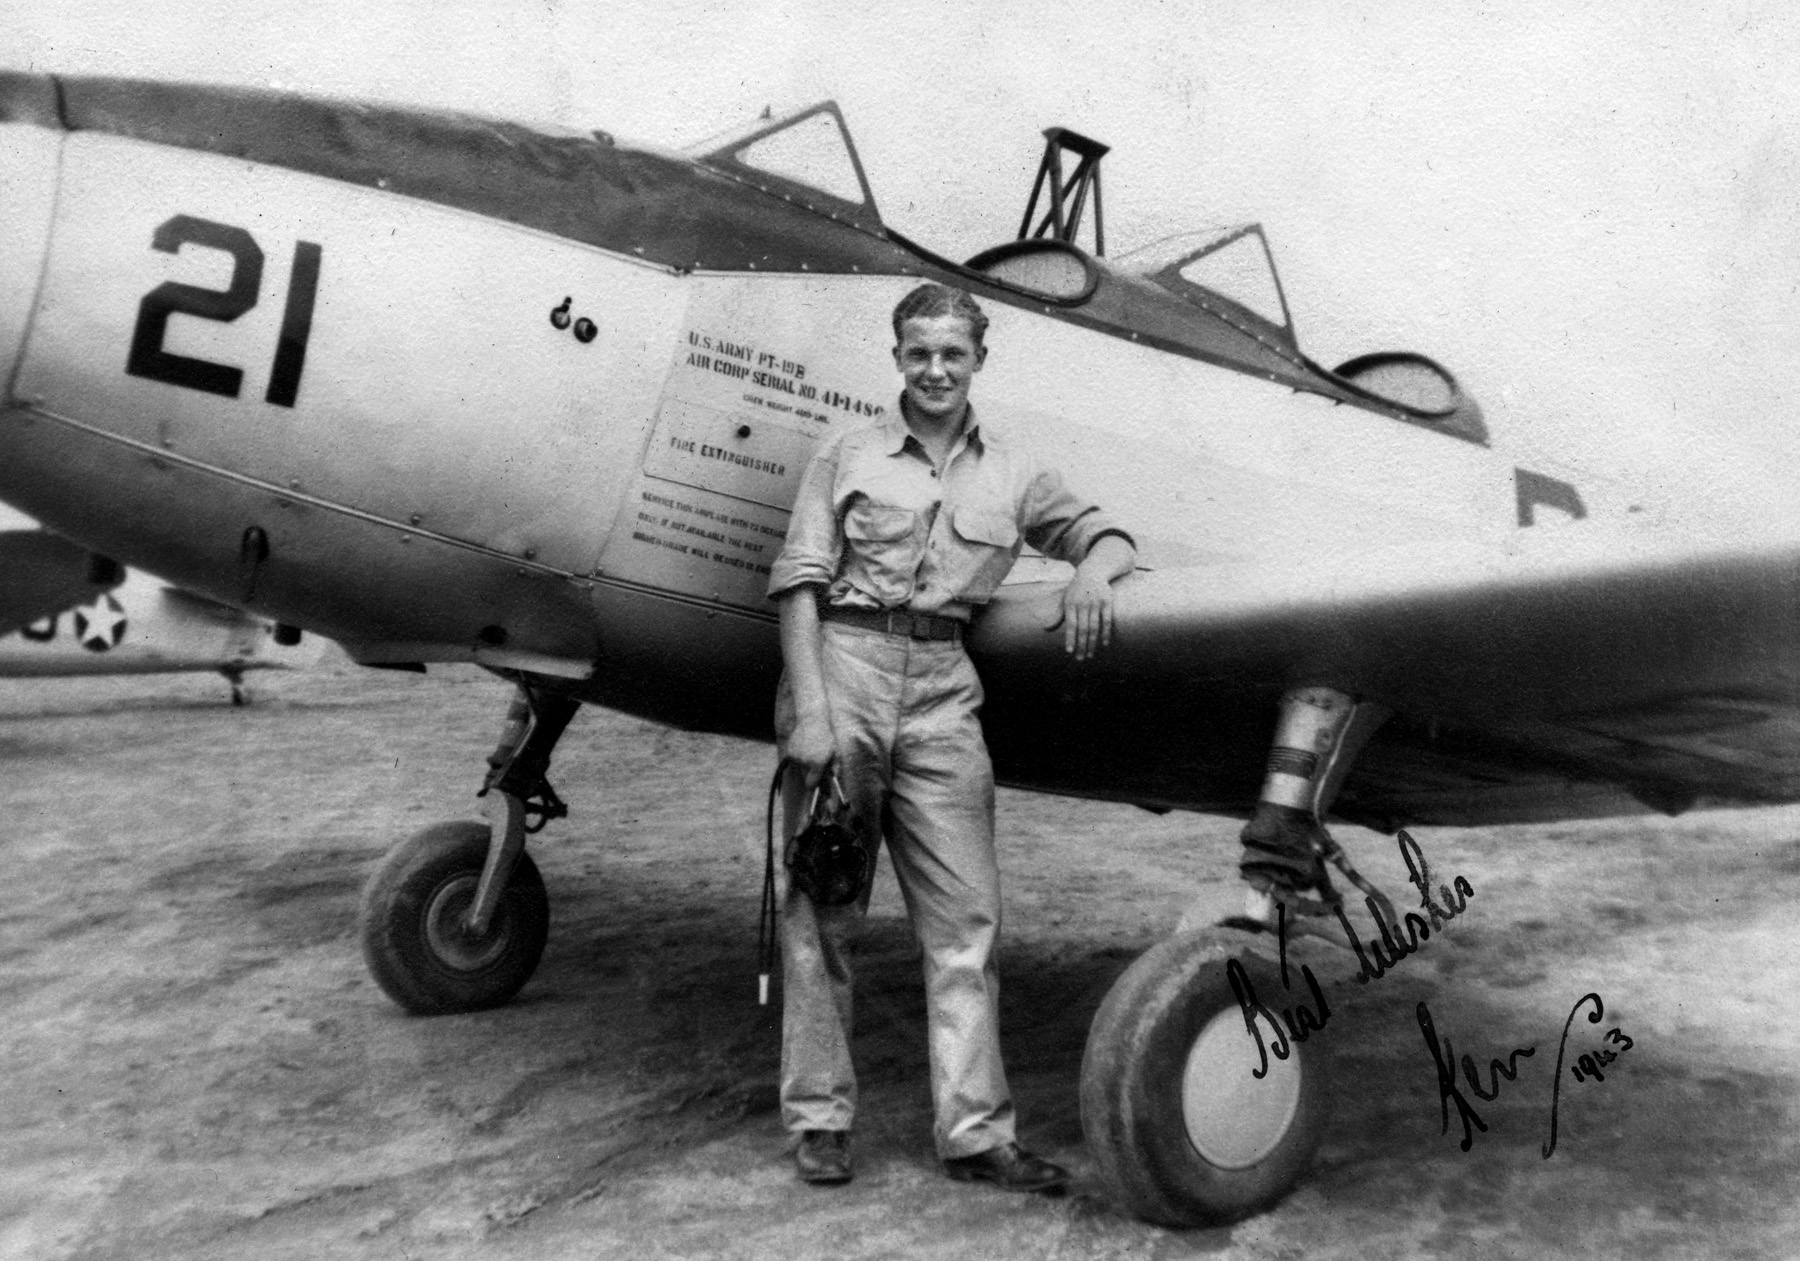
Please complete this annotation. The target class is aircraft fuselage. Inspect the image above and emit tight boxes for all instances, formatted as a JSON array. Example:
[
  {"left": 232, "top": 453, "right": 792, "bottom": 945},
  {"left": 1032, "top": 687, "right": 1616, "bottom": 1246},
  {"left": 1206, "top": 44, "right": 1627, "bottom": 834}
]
[{"left": 0, "top": 74, "right": 1612, "bottom": 814}]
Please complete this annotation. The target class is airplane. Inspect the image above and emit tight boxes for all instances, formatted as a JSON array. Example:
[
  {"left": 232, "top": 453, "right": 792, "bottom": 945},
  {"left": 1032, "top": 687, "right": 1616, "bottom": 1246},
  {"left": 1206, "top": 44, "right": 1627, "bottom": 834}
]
[
  {"left": 3, "top": 70, "right": 1797, "bottom": 1228},
  {"left": 0, "top": 508, "right": 322, "bottom": 700}
]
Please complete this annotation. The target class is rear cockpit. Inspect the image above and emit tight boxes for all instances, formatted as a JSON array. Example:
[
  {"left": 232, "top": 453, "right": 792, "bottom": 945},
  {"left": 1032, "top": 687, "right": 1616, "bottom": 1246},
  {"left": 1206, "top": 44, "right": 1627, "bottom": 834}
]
[
  {"left": 963, "top": 124, "right": 1485, "bottom": 442},
  {"left": 1115, "top": 226, "right": 1297, "bottom": 350}
]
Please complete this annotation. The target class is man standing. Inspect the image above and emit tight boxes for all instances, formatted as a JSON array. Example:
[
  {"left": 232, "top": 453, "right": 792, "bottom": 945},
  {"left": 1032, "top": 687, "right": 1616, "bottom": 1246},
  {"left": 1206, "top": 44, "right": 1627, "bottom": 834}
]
[{"left": 767, "top": 283, "right": 1136, "bottom": 1190}]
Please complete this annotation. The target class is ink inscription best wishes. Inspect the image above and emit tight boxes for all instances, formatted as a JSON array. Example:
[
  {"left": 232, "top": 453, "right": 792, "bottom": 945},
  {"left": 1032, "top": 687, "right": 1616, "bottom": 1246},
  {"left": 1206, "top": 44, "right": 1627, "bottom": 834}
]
[
  {"left": 1227, "top": 828, "right": 1637, "bottom": 1157},
  {"left": 1229, "top": 828, "right": 1473, "bottom": 1078}
]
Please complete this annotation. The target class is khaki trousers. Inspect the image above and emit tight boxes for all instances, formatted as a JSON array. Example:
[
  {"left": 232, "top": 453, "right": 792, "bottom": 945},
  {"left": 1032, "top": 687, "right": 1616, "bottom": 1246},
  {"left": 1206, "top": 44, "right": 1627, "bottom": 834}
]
[{"left": 774, "top": 620, "right": 1015, "bottom": 1159}]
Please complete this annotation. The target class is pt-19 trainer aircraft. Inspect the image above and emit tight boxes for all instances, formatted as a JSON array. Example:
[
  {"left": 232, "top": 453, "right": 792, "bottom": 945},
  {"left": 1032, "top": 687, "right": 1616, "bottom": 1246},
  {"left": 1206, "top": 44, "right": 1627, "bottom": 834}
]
[
  {"left": 0, "top": 508, "right": 322, "bottom": 699},
  {"left": 3, "top": 73, "right": 1796, "bottom": 1227}
]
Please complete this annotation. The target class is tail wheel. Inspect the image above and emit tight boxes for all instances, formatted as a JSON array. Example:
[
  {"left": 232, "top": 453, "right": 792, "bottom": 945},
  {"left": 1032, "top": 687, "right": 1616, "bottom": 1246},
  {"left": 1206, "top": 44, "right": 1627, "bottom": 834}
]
[
  {"left": 359, "top": 820, "right": 549, "bottom": 1015},
  {"left": 1080, "top": 931, "right": 1330, "bottom": 1226}
]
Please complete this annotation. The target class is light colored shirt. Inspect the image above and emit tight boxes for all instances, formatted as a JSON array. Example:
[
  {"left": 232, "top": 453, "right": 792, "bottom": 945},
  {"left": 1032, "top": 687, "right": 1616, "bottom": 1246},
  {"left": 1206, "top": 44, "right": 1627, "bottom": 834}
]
[{"left": 768, "top": 406, "right": 1132, "bottom": 620}]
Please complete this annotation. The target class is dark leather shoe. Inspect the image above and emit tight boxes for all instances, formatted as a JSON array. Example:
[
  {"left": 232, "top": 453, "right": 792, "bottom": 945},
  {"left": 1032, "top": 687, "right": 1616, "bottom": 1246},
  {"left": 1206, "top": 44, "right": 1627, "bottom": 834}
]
[
  {"left": 794, "top": 1129, "right": 852, "bottom": 1185},
  {"left": 943, "top": 1142, "right": 1069, "bottom": 1194}
]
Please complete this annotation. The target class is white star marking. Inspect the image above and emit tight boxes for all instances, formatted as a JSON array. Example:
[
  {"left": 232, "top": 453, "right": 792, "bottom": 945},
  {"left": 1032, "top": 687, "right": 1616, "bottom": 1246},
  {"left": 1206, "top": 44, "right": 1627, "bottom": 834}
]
[{"left": 73, "top": 594, "right": 128, "bottom": 652}]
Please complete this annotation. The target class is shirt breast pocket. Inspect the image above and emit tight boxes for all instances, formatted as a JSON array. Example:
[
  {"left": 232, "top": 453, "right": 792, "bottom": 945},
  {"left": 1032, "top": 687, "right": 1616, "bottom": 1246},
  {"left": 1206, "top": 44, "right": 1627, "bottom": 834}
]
[
  {"left": 949, "top": 506, "right": 1022, "bottom": 602},
  {"left": 843, "top": 501, "right": 921, "bottom": 603}
]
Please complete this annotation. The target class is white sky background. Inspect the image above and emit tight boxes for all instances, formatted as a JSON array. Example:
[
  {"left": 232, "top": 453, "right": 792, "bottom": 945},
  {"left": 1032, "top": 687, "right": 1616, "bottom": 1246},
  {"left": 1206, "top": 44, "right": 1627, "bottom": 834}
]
[{"left": 6, "top": 0, "right": 1799, "bottom": 530}]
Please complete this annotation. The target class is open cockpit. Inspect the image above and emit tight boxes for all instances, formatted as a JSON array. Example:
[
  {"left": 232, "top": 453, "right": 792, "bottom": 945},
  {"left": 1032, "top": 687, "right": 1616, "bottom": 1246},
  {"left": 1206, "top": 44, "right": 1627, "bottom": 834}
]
[{"left": 693, "top": 99, "right": 1485, "bottom": 444}]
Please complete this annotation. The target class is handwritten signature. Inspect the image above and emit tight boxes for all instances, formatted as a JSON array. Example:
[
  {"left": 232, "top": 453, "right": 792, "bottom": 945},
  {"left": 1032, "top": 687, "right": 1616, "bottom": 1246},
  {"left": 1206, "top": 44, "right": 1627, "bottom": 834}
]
[
  {"left": 1417, "top": 991, "right": 1634, "bottom": 1157},
  {"left": 1221, "top": 826, "right": 1637, "bottom": 1158}
]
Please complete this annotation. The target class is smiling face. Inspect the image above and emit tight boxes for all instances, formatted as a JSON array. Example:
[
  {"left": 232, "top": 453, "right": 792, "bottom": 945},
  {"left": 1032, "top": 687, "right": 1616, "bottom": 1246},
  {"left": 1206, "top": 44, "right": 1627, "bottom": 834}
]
[{"left": 893, "top": 314, "right": 986, "bottom": 430}]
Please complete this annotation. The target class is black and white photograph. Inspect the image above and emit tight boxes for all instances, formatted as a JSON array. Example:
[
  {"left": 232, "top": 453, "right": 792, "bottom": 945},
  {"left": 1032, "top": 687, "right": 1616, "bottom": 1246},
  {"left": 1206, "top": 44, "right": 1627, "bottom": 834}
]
[{"left": 2, "top": 3, "right": 1797, "bottom": 1258}]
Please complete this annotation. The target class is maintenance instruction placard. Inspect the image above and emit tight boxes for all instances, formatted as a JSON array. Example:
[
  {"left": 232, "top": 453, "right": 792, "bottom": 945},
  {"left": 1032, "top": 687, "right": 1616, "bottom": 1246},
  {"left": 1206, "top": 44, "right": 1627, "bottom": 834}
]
[{"left": 600, "top": 277, "right": 905, "bottom": 611}]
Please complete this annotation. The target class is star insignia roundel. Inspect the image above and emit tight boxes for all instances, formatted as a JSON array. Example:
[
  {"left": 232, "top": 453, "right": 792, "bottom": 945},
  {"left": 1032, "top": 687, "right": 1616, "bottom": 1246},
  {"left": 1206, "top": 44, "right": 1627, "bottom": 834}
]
[{"left": 73, "top": 594, "right": 128, "bottom": 652}]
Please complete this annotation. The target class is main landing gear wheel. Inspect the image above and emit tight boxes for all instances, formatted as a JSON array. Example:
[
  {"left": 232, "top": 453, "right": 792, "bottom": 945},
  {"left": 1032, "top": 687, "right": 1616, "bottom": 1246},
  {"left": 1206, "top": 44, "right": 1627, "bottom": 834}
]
[
  {"left": 360, "top": 820, "right": 549, "bottom": 1015},
  {"left": 1080, "top": 930, "right": 1331, "bottom": 1227}
]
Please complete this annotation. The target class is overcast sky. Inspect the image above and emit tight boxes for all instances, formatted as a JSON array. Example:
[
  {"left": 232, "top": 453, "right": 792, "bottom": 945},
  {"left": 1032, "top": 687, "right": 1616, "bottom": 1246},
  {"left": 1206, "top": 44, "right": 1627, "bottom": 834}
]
[{"left": 6, "top": 0, "right": 1799, "bottom": 529}]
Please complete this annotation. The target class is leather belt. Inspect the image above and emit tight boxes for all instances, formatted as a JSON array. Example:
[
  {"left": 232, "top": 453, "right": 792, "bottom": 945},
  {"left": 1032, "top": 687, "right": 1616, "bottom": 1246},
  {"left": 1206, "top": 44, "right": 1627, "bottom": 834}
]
[{"left": 822, "top": 605, "right": 965, "bottom": 642}]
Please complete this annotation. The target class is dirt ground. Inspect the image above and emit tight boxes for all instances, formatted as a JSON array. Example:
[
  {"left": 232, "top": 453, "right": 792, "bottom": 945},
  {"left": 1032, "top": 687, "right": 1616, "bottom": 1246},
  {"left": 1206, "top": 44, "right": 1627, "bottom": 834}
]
[{"left": 2, "top": 658, "right": 1797, "bottom": 1261}]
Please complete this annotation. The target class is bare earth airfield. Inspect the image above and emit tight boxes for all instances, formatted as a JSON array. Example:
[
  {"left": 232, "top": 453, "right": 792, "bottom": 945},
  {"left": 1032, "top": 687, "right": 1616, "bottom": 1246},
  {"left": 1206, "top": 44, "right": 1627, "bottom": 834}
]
[{"left": 3, "top": 658, "right": 1798, "bottom": 1260}]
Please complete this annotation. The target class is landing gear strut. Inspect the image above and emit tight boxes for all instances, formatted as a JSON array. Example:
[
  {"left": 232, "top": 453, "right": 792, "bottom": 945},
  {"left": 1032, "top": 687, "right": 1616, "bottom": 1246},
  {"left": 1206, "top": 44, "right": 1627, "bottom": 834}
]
[
  {"left": 1080, "top": 686, "right": 1390, "bottom": 1226},
  {"left": 220, "top": 664, "right": 247, "bottom": 706},
  {"left": 359, "top": 681, "right": 580, "bottom": 1014}
]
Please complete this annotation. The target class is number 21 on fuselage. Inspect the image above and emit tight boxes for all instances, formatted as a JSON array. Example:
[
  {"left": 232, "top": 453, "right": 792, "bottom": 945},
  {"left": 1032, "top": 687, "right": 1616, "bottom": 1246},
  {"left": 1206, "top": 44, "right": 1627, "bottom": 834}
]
[{"left": 125, "top": 213, "right": 320, "bottom": 409}]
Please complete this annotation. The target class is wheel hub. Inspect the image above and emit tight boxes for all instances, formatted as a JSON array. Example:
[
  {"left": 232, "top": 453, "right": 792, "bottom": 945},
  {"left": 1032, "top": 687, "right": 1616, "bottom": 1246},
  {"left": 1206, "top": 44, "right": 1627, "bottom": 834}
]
[
  {"left": 423, "top": 874, "right": 511, "bottom": 972},
  {"left": 1180, "top": 1004, "right": 1303, "bottom": 1169}
]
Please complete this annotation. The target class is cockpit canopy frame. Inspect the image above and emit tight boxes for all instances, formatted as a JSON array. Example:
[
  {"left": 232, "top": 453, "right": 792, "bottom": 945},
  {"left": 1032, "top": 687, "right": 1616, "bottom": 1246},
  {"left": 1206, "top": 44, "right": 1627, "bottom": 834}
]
[
  {"left": 690, "top": 101, "right": 883, "bottom": 235},
  {"left": 1118, "top": 225, "right": 1298, "bottom": 352}
]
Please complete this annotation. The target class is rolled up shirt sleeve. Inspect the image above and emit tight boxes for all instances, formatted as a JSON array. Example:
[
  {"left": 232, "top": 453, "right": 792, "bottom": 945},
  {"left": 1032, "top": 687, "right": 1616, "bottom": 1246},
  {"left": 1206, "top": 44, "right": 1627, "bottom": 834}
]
[
  {"left": 768, "top": 439, "right": 845, "bottom": 600},
  {"left": 1017, "top": 455, "right": 1135, "bottom": 565}
]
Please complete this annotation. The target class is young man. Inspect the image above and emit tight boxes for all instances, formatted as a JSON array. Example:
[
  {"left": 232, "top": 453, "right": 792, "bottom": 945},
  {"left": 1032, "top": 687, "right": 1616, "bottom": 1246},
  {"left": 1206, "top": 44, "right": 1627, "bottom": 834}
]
[{"left": 767, "top": 283, "right": 1135, "bottom": 1190}]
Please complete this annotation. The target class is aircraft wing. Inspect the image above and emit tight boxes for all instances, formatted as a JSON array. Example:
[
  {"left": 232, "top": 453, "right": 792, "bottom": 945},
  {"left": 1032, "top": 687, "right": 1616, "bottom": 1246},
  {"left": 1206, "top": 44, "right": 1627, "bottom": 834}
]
[
  {"left": 0, "top": 529, "right": 122, "bottom": 637},
  {"left": 972, "top": 529, "right": 1800, "bottom": 828}
]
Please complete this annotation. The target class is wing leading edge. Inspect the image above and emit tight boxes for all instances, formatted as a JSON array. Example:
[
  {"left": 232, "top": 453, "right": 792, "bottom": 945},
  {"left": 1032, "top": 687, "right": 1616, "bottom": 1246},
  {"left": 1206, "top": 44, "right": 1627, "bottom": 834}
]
[{"left": 0, "top": 530, "right": 123, "bottom": 638}]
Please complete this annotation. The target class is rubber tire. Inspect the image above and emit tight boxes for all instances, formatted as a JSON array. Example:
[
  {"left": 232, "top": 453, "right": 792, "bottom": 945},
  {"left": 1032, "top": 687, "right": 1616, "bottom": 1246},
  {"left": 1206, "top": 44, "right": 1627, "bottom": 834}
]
[
  {"left": 1080, "top": 931, "right": 1331, "bottom": 1227},
  {"left": 359, "top": 820, "right": 549, "bottom": 1015}
]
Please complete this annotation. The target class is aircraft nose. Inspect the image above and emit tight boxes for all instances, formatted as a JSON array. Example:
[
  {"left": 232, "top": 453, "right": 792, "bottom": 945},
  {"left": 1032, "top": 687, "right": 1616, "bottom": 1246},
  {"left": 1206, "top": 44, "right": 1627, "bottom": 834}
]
[{"left": 0, "top": 72, "right": 63, "bottom": 403}]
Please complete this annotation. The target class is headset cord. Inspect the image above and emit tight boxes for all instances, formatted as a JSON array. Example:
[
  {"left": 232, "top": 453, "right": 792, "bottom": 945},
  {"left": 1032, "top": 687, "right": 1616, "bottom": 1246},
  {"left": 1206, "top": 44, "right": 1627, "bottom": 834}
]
[{"left": 758, "top": 760, "right": 786, "bottom": 1005}]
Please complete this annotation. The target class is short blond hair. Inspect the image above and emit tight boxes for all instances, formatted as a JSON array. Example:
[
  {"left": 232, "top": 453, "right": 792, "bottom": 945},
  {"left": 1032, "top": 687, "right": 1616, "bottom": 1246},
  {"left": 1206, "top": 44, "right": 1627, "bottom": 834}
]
[{"left": 891, "top": 283, "right": 989, "bottom": 347}]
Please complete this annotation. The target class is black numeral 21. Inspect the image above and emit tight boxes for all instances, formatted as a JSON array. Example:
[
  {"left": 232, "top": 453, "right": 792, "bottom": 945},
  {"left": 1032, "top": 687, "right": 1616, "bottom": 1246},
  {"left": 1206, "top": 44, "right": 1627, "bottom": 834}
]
[{"left": 126, "top": 214, "right": 321, "bottom": 408}]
